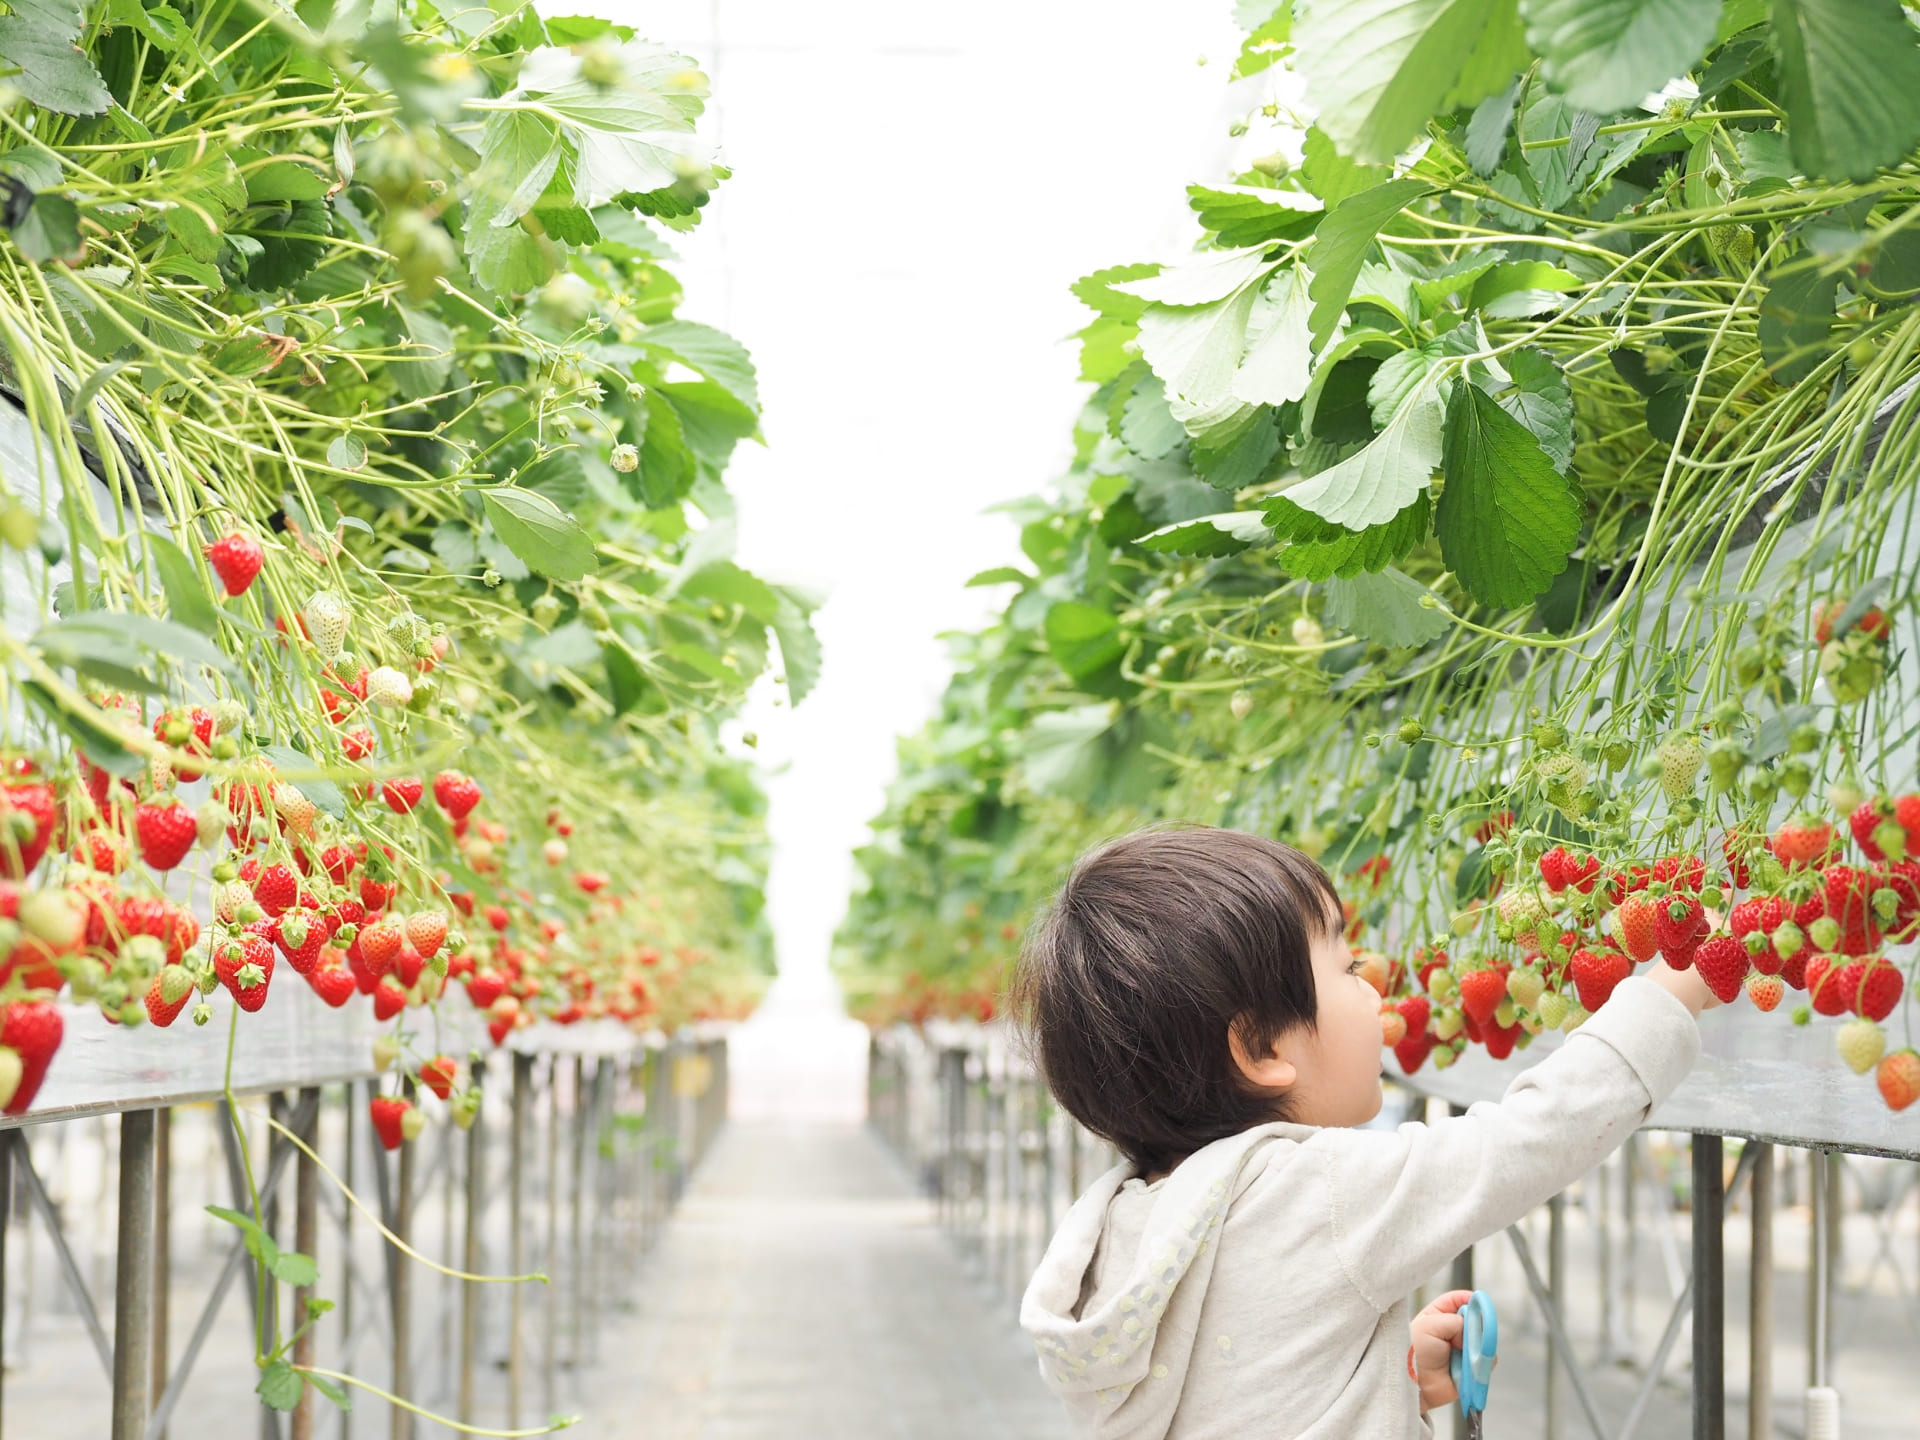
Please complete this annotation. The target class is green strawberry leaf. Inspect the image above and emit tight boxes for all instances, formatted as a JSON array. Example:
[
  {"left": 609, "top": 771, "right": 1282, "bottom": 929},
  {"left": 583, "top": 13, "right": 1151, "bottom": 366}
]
[
  {"left": 1307, "top": 179, "right": 1432, "bottom": 347},
  {"left": 1137, "top": 511, "right": 1273, "bottom": 557},
  {"left": 480, "top": 487, "right": 599, "bottom": 581},
  {"left": 257, "top": 1358, "right": 303, "bottom": 1412},
  {"left": 1044, "top": 602, "right": 1125, "bottom": 685},
  {"left": 1284, "top": 362, "right": 1443, "bottom": 528},
  {"left": 1292, "top": 0, "right": 1527, "bottom": 164},
  {"left": 1322, "top": 566, "right": 1452, "bottom": 646},
  {"left": 146, "top": 533, "right": 220, "bottom": 637},
  {"left": 1437, "top": 381, "right": 1584, "bottom": 608},
  {"left": 0, "top": 0, "right": 109, "bottom": 116},
  {"left": 1771, "top": 0, "right": 1920, "bottom": 183},
  {"left": 1519, "top": 0, "right": 1720, "bottom": 114}
]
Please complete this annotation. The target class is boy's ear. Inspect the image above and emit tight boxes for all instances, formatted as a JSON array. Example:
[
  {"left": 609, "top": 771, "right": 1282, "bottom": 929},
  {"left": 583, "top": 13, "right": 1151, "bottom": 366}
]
[{"left": 1227, "top": 1020, "right": 1297, "bottom": 1091}]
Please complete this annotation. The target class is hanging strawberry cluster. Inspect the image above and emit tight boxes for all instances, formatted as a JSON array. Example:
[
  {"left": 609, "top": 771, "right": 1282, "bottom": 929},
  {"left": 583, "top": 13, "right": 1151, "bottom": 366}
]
[{"left": 1373, "top": 778, "right": 1920, "bottom": 1113}]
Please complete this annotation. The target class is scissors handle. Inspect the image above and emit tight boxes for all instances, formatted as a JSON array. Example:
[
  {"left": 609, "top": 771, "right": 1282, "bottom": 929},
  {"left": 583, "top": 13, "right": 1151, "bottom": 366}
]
[{"left": 1450, "top": 1290, "right": 1499, "bottom": 1420}]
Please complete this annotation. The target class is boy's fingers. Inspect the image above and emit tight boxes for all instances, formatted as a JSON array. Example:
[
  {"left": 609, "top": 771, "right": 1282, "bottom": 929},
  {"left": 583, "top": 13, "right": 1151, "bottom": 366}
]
[{"left": 1429, "top": 1289, "right": 1475, "bottom": 1315}]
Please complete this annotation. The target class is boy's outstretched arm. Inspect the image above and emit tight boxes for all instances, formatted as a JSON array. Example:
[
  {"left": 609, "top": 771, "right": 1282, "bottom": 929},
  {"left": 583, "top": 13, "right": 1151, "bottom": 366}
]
[{"left": 1308, "top": 961, "right": 1711, "bottom": 1311}]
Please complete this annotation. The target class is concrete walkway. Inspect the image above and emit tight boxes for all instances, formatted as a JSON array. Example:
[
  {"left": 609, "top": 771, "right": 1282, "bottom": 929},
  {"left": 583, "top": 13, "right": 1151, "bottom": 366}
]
[{"left": 582, "top": 1120, "right": 1070, "bottom": 1440}]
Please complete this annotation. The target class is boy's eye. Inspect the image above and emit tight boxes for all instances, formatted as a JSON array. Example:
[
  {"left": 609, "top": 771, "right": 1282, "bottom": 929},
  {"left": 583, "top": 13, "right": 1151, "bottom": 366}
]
[{"left": 1345, "top": 956, "right": 1363, "bottom": 975}]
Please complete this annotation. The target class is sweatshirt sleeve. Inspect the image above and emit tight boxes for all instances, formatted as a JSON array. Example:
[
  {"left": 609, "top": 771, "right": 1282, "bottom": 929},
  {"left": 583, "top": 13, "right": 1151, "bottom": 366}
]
[{"left": 1310, "top": 975, "right": 1699, "bottom": 1311}]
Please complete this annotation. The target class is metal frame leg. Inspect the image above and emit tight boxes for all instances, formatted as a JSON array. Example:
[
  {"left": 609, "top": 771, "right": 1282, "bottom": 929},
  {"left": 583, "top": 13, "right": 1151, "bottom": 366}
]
[
  {"left": 507, "top": 1052, "right": 531, "bottom": 1428},
  {"left": 1547, "top": 1191, "right": 1566, "bottom": 1440},
  {"left": 1693, "top": 1134, "right": 1725, "bottom": 1440},
  {"left": 1749, "top": 1143, "right": 1773, "bottom": 1440},
  {"left": 111, "top": 1110, "right": 156, "bottom": 1440},
  {"left": 291, "top": 1091, "right": 318, "bottom": 1440},
  {"left": 390, "top": 1080, "right": 413, "bottom": 1440},
  {"left": 458, "top": 1063, "right": 483, "bottom": 1426},
  {"left": 151, "top": 1110, "right": 169, "bottom": 1440}
]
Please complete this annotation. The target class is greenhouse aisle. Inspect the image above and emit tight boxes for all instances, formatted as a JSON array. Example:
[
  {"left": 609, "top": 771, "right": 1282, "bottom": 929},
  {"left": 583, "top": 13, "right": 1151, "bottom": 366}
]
[{"left": 583, "top": 1119, "right": 1069, "bottom": 1439}]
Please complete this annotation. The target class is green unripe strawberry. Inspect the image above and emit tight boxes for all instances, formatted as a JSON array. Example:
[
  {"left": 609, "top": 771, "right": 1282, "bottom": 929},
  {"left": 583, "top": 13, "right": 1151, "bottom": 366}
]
[
  {"left": 1773, "top": 921, "right": 1805, "bottom": 958},
  {"left": 1656, "top": 734, "right": 1703, "bottom": 803},
  {"left": 1706, "top": 739, "right": 1746, "bottom": 790},
  {"left": 1779, "top": 758, "right": 1813, "bottom": 798},
  {"left": 1809, "top": 916, "right": 1840, "bottom": 950}
]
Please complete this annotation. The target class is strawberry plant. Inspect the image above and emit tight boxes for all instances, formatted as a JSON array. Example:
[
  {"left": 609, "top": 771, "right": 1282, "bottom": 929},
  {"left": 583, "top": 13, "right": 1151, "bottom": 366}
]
[
  {"left": 838, "top": 3, "right": 1920, "bottom": 1122},
  {"left": 0, "top": 0, "right": 796, "bottom": 1424}
]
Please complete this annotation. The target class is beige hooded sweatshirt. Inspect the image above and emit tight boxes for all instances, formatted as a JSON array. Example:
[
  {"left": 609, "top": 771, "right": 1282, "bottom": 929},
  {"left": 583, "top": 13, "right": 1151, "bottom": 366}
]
[{"left": 1019, "top": 975, "right": 1700, "bottom": 1440}]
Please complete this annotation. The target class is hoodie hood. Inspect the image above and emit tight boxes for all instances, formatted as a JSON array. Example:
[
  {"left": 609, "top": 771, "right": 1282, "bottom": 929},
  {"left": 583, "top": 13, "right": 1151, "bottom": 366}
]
[{"left": 1018, "top": 1124, "right": 1288, "bottom": 1440}]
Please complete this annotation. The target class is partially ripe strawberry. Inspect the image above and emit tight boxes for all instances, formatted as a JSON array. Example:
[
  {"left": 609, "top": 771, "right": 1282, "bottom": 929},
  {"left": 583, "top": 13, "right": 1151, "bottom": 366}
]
[
  {"left": 1457, "top": 968, "right": 1506, "bottom": 1026},
  {"left": 1613, "top": 894, "right": 1660, "bottom": 962},
  {"left": 373, "top": 980, "right": 407, "bottom": 1021},
  {"left": 1773, "top": 818, "right": 1835, "bottom": 868},
  {"left": 1746, "top": 972, "right": 1784, "bottom": 1012},
  {"left": 0, "top": 1003, "right": 63, "bottom": 1113},
  {"left": 1877, "top": 1049, "right": 1920, "bottom": 1111},
  {"left": 1539, "top": 846, "right": 1568, "bottom": 893},
  {"left": 215, "top": 933, "right": 275, "bottom": 1012},
  {"left": 433, "top": 771, "right": 483, "bottom": 821},
  {"left": 369, "top": 1094, "right": 410, "bottom": 1150},
  {"left": 1837, "top": 1019, "right": 1886, "bottom": 1075},
  {"left": 419, "top": 1055, "right": 457, "bottom": 1101}
]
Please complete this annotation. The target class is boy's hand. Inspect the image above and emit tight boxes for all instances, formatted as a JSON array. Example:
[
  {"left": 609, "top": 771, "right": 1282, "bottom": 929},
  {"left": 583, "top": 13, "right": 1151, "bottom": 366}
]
[{"left": 1408, "top": 1290, "right": 1481, "bottom": 1413}]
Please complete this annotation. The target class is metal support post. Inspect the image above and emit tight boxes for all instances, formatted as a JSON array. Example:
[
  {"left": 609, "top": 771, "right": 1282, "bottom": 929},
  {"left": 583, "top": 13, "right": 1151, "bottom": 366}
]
[
  {"left": 391, "top": 1078, "right": 414, "bottom": 1440},
  {"left": 1547, "top": 1192, "right": 1566, "bottom": 1440},
  {"left": 570, "top": 1057, "right": 587, "bottom": 1375},
  {"left": 1693, "top": 1134, "right": 1725, "bottom": 1440},
  {"left": 290, "top": 1090, "right": 319, "bottom": 1440},
  {"left": 1749, "top": 1143, "right": 1773, "bottom": 1440},
  {"left": 341, "top": 1086, "right": 356, "bottom": 1440},
  {"left": 459, "top": 1063, "right": 483, "bottom": 1426},
  {"left": 1809, "top": 1149, "right": 1830, "bottom": 1388},
  {"left": 152, "top": 1109, "right": 169, "bottom": 1440},
  {"left": 112, "top": 1109, "right": 157, "bottom": 1440},
  {"left": 0, "top": 1128, "right": 11, "bottom": 1438},
  {"left": 507, "top": 1052, "right": 532, "bottom": 1428},
  {"left": 543, "top": 1058, "right": 560, "bottom": 1414}
]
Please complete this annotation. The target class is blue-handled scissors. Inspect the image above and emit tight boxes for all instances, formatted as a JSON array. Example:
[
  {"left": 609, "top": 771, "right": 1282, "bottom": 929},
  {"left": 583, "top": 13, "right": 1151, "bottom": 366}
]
[{"left": 1450, "top": 1290, "right": 1498, "bottom": 1438}]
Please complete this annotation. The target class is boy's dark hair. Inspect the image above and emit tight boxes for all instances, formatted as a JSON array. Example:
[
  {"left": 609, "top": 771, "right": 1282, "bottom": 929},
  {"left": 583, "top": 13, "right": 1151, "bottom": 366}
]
[{"left": 1010, "top": 825, "right": 1341, "bottom": 1175}]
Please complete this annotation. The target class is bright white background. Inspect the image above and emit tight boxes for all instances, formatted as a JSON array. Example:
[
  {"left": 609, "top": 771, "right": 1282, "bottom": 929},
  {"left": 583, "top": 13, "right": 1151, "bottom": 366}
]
[{"left": 591, "top": 1, "right": 1253, "bottom": 1115}]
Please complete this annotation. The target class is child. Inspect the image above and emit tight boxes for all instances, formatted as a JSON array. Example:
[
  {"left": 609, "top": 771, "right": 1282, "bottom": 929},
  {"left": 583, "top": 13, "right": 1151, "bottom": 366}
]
[{"left": 1014, "top": 826, "right": 1712, "bottom": 1439}]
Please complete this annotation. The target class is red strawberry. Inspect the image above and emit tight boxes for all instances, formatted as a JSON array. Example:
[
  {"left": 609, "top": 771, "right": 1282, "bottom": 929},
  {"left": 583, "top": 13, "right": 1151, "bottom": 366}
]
[
  {"left": 1895, "top": 795, "right": 1920, "bottom": 853},
  {"left": 320, "top": 845, "right": 357, "bottom": 885},
  {"left": 467, "top": 970, "right": 506, "bottom": 1008},
  {"left": 1394, "top": 994, "right": 1431, "bottom": 1036},
  {"left": 1852, "top": 959, "right": 1903, "bottom": 1021},
  {"left": 1779, "top": 949, "right": 1809, "bottom": 991},
  {"left": 1539, "top": 847, "right": 1568, "bottom": 892},
  {"left": 369, "top": 1095, "right": 410, "bottom": 1150},
  {"left": 275, "top": 912, "right": 325, "bottom": 975},
  {"left": 381, "top": 778, "right": 425, "bottom": 815},
  {"left": 205, "top": 532, "right": 264, "bottom": 597},
  {"left": 372, "top": 980, "right": 407, "bottom": 1021},
  {"left": 0, "top": 1002, "right": 62, "bottom": 1113},
  {"left": 484, "top": 904, "right": 510, "bottom": 933},
  {"left": 71, "top": 828, "right": 125, "bottom": 875},
  {"left": 1483, "top": 1020, "right": 1522, "bottom": 1060},
  {"left": 419, "top": 1055, "right": 457, "bottom": 1101},
  {"left": 1457, "top": 968, "right": 1506, "bottom": 1026},
  {"left": 329, "top": 897, "right": 366, "bottom": 934},
  {"left": 144, "top": 967, "right": 195, "bottom": 1027},
  {"left": 1722, "top": 831, "right": 1753, "bottom": 890},
  {"left": 403, "top": 910, "right": 447, "bottom": 960},
  {"left": 1655, "top": 895, "right": 1706, "bottom": 967},
  {"left": 1614, "top": 894, "right": 1660, "bottom": 962},
  {"left": 1571, "top": 948, "right": 1630, "bottom": 1012},
  {"left": 0, "top": 781, "right": 55, "bottom": 878},
  {"left": 1693, "top": 934, "right": 1750, "bottom": 1004},
  {"left": 487, "top": 1015, "right": 513, "bottom": 1046},
  {"left": 1755, "top": 895, "right": 1788, "bottom": 934},
  {"left": 1851, "top": 799, "right": 1894, "bottom": 862},
  {"left": 152, "top": 708, "right": 216, "bottom": 780},
  {"left": 309, "top": 962, "right": 356, "bottom": 1008},
  {"left": 1823, "top": 864, "right": 1874, "bottom": 928},
  {"left": 360, "top": 877, "right": 395, "bottom": 911},
  {"left": 1773, "top": 818, "right": 1834, "bottom": 868},
  {"left": 1392, "top": 1024, "right": 1435, "bottom": 1074},
  {"left": 1815, "top": 600, "right": 1890, "bottom": 644},
  {"left": 341, "top": 729, "right": 375, "bottom": 762},
  {"left": 1729, "top": 899, "right": 1766, "bottom": 938},
  {"left": 135, "top": 801, "right": 198, "bottom": 871},
  {"left": 252, "top": 863, "right": 297, "bottom": 917},
  {"left": 215, "top": 933, "right": 275, "bottom": 1012},
  {"left": 358, "top": 918, "right": 402, "bottom": 977},
  {"left": 1746, "top": 972, "right": 1784, "bottom": 1012},
  {"left": 1878, "top": 1050, "right": 1920, "bottom": 1111},
  {"left": 394, "top": 944, "right": 424, "bottom": 989},
  {"left": 433, "top": 771, "right": 483, "bottom": 821},
  {"left": 1806, "top": 956, "right": 1849, "bottom": 1016}
]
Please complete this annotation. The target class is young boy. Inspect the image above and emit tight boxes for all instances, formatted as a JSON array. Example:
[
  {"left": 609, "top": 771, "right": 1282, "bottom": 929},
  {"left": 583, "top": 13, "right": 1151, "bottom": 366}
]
[{"left": 1015, "top": 826, "right": 1713, "bottom": 1439}]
